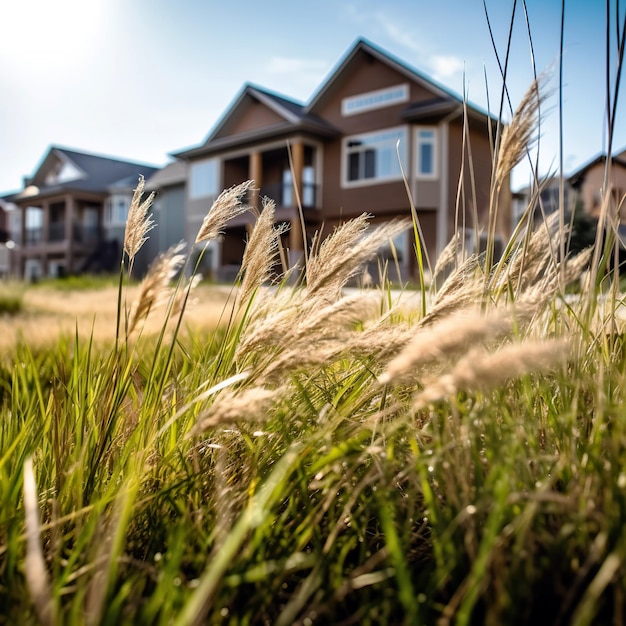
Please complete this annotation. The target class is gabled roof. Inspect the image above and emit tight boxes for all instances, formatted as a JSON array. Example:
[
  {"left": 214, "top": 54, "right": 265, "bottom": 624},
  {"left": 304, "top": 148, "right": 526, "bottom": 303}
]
[
  {"left": 174, "top": 37, "right": 498, "bottom": 160},
  {"left": 145, "top": 160, "right": 187, "bottom": 191},
  {"left": 10, "top": 146, "right": 159, "bottom": 202},
  {"left": 173, "top": 84, "right": 338, "bottom": 159},
  {"left": 568, "top": 146, "right": 626, "bottom": 188},
  {"left": 306, "top": 37, "right": 495, "bottom": 122}
]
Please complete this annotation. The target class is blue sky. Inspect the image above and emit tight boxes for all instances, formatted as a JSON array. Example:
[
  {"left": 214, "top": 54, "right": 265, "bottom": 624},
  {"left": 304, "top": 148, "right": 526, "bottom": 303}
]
[{"left": 0, "top": 0, "right": 624, "bottom": 193}]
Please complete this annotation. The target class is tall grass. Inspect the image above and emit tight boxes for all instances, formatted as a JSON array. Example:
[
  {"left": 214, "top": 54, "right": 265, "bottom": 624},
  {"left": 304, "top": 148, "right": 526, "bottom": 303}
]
[{"left": 2, "top": 8, "right": 626, "bottom": 626}]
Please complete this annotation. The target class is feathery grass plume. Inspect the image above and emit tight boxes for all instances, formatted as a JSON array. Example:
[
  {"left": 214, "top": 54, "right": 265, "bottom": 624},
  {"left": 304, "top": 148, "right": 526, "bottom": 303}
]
[
  {"left": 379, "top": 308, "right": 513, "bottom": 385},
  {"left": 493, "top": 212, "right": 562, "bottom": 294},
  {"left": 195, "top": 180, "right": 255, "bottom": 243},
  {"left": 419, "top": 252, "right": 485, "bottom": 327},
  {"left": 414, "top": 339, "right": 570, "bottom": 409},
  {"left": 494, "top": 76, "right": 547, "bottom": 190},
  {"left": 123, "top": 175, "right": 155, "bottom": 261},
  {"left": 235, "top": 290, "right": 378, "bottom": 368},
  {"left": 346, "top": 319, "right": 416, "bottom": 364},
  {"left": 170, "top": 272, "right": 202, "bottom": 320},
  {"left": 127, "top": 242, "right": 186, "bottom": 334},
  {"left": 237, "top": 197, "right": 288, "bottom": 308},
  {"left": 431, "top": 232, "right": 461, "bottom": 290},
  {"left": 305, "top": 214, "right": 411, "bottom": 296},
  {"left": 188, "top": 387, "right": 277, "bottom": 435},
  {"left": 23, "top": 457, "right": 55, "bottom": 626}
]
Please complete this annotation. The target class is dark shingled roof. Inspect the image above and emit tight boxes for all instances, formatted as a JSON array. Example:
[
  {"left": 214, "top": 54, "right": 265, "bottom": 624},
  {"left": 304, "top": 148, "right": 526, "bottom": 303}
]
[{"left": 8, "top": 146, "right": 159, "bottom": 202}]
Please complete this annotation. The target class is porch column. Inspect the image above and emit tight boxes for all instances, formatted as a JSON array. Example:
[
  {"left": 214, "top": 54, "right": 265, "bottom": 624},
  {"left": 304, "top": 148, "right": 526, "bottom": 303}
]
[
  {"left": 65, "top": 194, "right": 75, "bottom": 274},
  {"left": 249, "top": 151, "right": 262, "bottom": 209},
  {"left": 41, "top": 200, "right": 50, "bottom": 276},
  {"left": 20, "top": 203, "right": 26, "bottom": 248},
  {"left": 289, "top": 140, "right": 305, "bottom": 253},
  {"left": 41, "top": 200, "right": 50, "bottom": 244}
]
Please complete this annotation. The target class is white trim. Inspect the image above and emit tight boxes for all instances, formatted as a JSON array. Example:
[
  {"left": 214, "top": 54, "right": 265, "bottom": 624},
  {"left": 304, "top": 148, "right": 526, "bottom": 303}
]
[
  {"left": 342, "top": 83, "right": 409, "bottom": 116},
  {"left": 414, "top": 126, "right": 438, "bottom": 180},
  {"left": 437, "top": 121, "right": 449, "bottom": 255},
  {"left": 341, "top": 126, "right": 408, "bottom": 188}
]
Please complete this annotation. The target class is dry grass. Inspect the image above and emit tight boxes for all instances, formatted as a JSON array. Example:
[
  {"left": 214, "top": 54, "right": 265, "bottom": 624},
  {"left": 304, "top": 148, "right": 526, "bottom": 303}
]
[{"left": 0, "top": 284, "right": 233, "bottom": 353}]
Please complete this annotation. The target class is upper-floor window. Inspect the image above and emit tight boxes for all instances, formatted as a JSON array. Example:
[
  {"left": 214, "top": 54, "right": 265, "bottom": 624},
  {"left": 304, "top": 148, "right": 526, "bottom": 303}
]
[
  {"left": 343, "top": 127, "right": 407, "bottom": 186},
  {"left": 189, "top": 158, "right": 218, "bottom": 199},
  {"left": 342, "top": 84, "right": 409, "bottom": 116},
  {"left": 415, "top": 127, "right": 437, "bottom": 178}
]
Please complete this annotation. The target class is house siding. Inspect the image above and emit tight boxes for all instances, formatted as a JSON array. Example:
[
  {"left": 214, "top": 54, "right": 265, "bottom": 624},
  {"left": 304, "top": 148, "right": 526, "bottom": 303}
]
[
  {"left": 214, "top": 98, "right": 286, "bottom": 139},
  {"left": 170, "top": 39, "right": 510, "bottom": 283}
]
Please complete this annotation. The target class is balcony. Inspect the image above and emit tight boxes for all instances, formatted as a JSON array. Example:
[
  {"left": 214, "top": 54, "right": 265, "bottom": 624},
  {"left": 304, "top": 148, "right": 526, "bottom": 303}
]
[{"left": 23, "top": 224, "right": 101, "bottom": 248}]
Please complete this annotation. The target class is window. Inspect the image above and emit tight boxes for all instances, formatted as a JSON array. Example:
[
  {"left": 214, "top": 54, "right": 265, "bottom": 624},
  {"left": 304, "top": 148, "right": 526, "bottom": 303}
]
[
  {"left": 415, "top": 127, "right": 437, "bottom": 178},
  {"left": 282, "top": 166, "right": 315, "bottom": 207},
  {"left": 190, "top": 158, "right": 218, "bottom": 199},
  {"left": 342, "top": 84, "right": 409, "bottom": 116},
  {"left": 343, "top": 128, "right": 407, "bottom": 185},
  {"left": 282, "top": 168, "right": 293, "bottom": 207},
  {"left": 105, "top": 196, "right": 129, "bottom": 225}
]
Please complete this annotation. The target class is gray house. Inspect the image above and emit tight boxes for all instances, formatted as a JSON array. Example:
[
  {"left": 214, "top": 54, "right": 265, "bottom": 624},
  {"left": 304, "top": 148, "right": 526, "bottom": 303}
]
[{"left": 7, "top": 146, "right": 159, "bottom": 279}]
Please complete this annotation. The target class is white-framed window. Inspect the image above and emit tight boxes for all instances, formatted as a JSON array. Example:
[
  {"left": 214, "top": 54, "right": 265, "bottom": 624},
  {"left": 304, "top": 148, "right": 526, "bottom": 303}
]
[
  {"left": 282, "top": 165, "right": 316, "bottom": 207},
  {"left": 415, "top": 127, "right": 437, "bottom": 178},
  {"left": 189, "top": 158, "right": 219, "bottom": 199},
  {"left": 105, "top": 196, "right": 129, "bottom": 225},
  {"left": 342, "top": 84, "right": 409, "bottom": 116},
  {"left": 343, "top": 127, "right": 407, "bottom": 186}
]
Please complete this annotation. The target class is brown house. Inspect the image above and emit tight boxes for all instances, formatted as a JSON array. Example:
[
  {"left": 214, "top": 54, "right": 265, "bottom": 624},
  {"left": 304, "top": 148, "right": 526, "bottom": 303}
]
[
  {"left": 569, "top": 147, "right": 626, "bottom": 220},
  {"left": 8, "top": 147, "right": 158, "bottom": 279},
  {"left": 172, "top": 38, "right": 510, "bottom": 282}
]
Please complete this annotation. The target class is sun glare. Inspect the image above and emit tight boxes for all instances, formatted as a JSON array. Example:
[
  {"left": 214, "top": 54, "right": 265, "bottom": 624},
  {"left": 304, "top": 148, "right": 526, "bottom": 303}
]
[{"left": 0, "top": 0, "right": 107, "bottom": 76}]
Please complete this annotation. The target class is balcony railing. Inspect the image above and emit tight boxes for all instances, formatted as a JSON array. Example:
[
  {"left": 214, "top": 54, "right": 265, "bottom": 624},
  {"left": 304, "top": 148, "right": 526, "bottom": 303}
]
[
  {"left": 259, "top": 183, "right": 317, "bottom": 209},
  {"left": 23, "top": 224, "right": 101, "bottom": 247}
]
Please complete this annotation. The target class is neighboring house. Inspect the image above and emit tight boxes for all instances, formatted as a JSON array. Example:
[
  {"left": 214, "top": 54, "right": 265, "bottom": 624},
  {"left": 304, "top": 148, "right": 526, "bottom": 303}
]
[
  {"left": 0, "top": 196, "right": 17, "bottom": 278},
  {"left": 166, "top": 38, "right": 511, "bottom": 283},
  {"left": 568, "top": 147, "right": 626, "bottom": 219},
  {"left": 512, "top": 176, "right": 574, "bottom": 227},
  {"left": 5, "top": 146, "right": 159, "bottom": 279}
]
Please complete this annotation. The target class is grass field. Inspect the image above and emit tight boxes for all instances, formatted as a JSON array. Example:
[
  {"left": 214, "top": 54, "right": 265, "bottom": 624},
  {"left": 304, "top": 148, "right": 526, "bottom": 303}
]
[{"left": 2, "top": 8, "right": 626, "bottom": 625}]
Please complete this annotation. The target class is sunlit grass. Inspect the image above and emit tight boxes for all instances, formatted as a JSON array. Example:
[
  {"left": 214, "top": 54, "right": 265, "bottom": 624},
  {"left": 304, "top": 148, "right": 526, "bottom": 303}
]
[{"left": 1, "top": 6, "right": 625, "bottom": 625}]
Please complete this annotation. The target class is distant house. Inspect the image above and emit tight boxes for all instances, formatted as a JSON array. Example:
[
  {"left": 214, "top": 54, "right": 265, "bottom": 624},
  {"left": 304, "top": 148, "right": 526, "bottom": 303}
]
[
  {"left": 159, "top": 38, "right": 510, "bottom": 283},
  {"left": 6, "top": 146, "right": 159, "bottom": 279},
  {"left": 568, "top": 147, "right": 626, "bottom": 219},
  {"left": 512, "top": 177, "right": 575, "bottom": 227}
]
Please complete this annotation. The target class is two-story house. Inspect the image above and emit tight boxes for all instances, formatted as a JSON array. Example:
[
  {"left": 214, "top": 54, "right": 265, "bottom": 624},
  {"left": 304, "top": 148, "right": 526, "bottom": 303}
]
[
  {"left": 163, "top": 38, "right": 510, "bottom": 282},
  {"left": 7, "top": 146, "right": 159, "bottom": 279}
]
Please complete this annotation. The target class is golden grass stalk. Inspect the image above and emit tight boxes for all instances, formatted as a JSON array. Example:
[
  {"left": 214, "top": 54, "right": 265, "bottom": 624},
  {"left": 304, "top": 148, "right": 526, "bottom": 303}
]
[
  {"left": 127, "top": 242, "right": 186, "bottom": 334},
  {"left": 188, "top": 387, "right": 277, "bottom": 435},
  {"left": 495, "top": 77, "right": 546, "bottom": 191},
  {"left": 379, "top": 308, "right": 512, "bottom": 385},
  {"left": 23, "top": 457, "right": 55, "bottom": 626},
  {"left": 431, "top": 232, "right": 460, "bottom": 289},
  {"left": 305, "top": 215, "right": 411, "bottom": 296},
  {"left": 414, "top": 339, "right": 570, "bottom": 409},
  {"left": 123, "top": 175, "right": 155, "bottom": 261},
  {"left": 419, "top": 253, "right": 484, "bottom": 327},
  {"left": 195, "top": 180, "right": 255, "bottom": 243},
  {"left": 237, "top": 197, "right": 288, "bottom": 307}
]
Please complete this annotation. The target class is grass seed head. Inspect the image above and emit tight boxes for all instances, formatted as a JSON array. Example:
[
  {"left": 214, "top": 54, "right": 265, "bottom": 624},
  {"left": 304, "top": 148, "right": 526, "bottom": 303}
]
[
  {"left": 123, "top": 175, "right": 156, "bottom": 261},
  {"left": 195, "top": 180, "right": 255, "bottom": 243}
]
